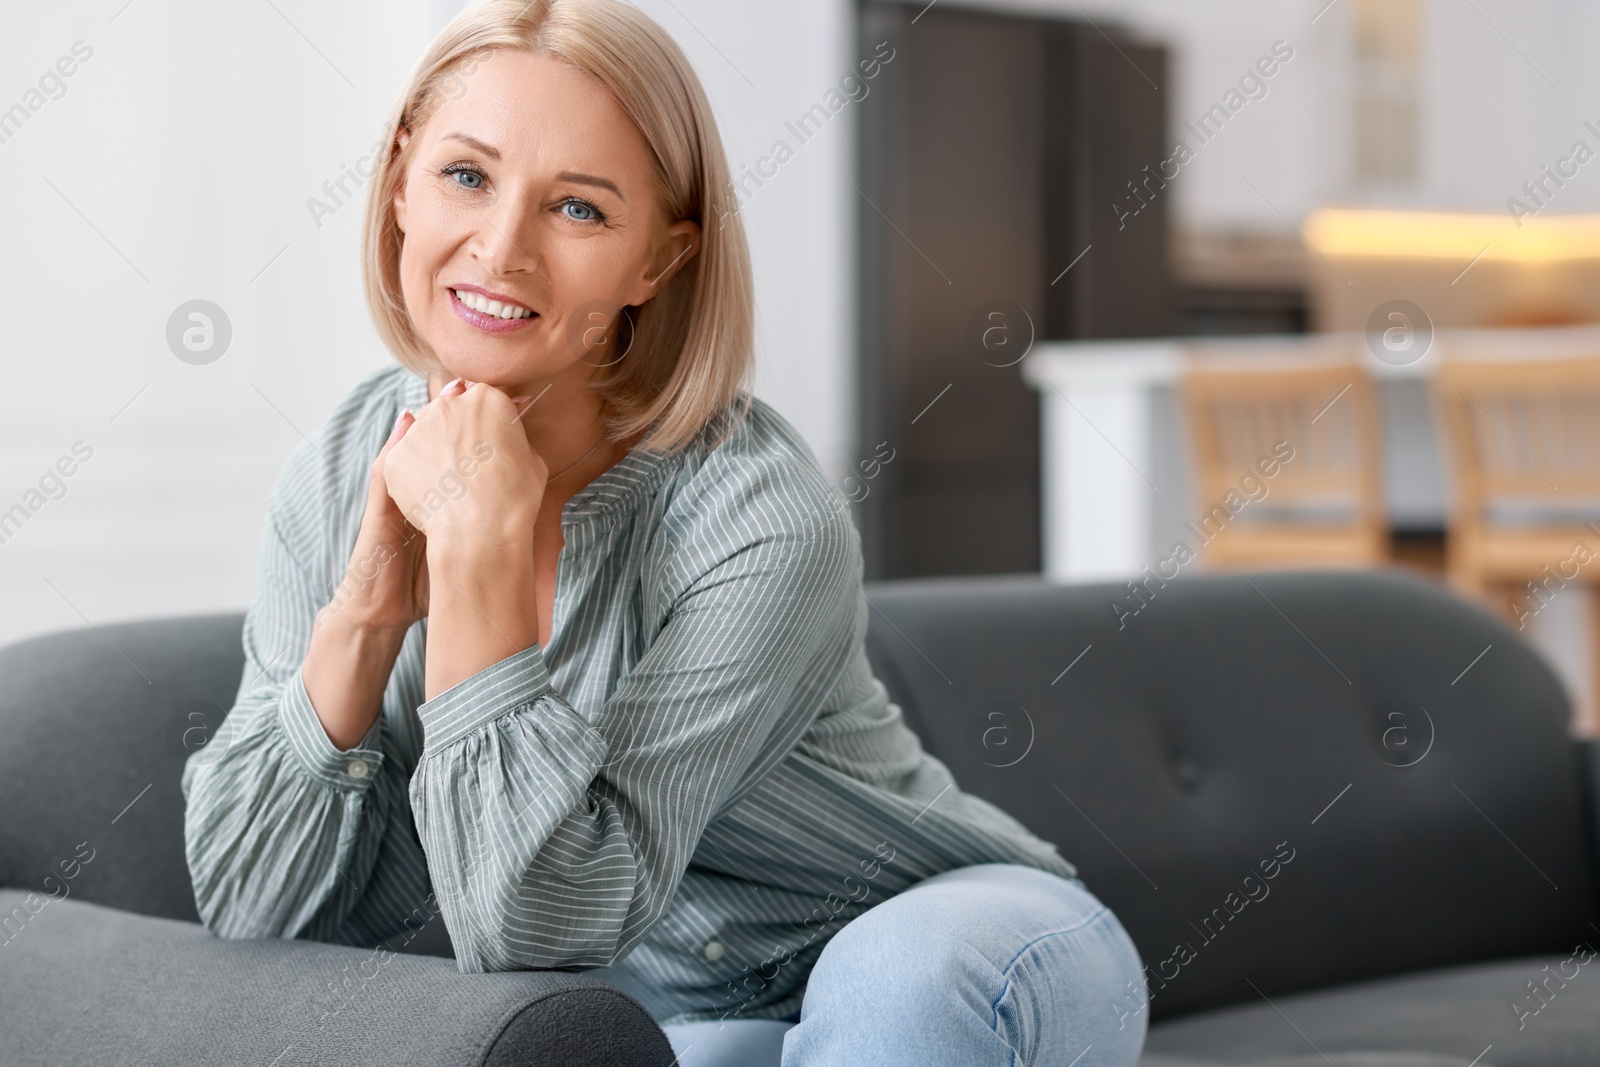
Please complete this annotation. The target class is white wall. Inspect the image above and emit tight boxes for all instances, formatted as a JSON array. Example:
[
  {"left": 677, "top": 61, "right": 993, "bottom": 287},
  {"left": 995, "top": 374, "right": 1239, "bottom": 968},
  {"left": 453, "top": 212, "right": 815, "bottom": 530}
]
[{"left": 0, "top": 0, "right": 854, "bottom": 646}]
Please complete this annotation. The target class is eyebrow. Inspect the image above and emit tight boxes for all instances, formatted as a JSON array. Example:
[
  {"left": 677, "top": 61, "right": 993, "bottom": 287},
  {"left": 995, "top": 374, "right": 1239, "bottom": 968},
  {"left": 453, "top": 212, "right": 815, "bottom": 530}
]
[{"left": 439, "top": 132, "right": 626, "bottom": 200}]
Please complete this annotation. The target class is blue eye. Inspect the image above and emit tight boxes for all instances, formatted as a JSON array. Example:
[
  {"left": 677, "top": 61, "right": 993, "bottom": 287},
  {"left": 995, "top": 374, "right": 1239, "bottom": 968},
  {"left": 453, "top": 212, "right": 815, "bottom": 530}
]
[
  {"left": 441, "top": 162, "right": 484, "bottom": 189},
  {"left": 561, "top": 198, "right": 604, "bottom": 223}
]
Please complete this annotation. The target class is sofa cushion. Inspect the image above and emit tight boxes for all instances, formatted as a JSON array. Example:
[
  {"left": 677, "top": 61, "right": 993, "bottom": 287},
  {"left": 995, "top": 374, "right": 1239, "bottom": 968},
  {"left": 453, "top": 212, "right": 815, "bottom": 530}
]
[
  {"left": 861, "top": 570, "right": 1600, "bottom": 1021},
  {"left": 1143, "top": 952, "right": 1600, "bottom": 1066}
]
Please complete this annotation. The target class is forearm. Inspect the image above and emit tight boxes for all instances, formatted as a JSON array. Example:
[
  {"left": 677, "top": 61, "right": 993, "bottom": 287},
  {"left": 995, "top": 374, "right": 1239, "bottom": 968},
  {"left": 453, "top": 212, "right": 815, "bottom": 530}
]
[
  {"left": 302, "top": 609, "right": 407, "bottom": 750},
  {"left": 408, "top": 667, "right": 623, "bottom": 970},
  {"left": 423, "top": 536, "right": 540, "bottom": 701},
  {"left": 186, "top": 621, "right": 397, "bottom": 940}
]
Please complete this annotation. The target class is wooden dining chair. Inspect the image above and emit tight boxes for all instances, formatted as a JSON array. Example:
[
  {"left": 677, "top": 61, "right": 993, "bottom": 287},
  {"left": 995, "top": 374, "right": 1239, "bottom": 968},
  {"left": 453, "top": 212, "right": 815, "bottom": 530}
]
[
  {"left": 1180, "top": 356, "right": 1386, "bottom": 569},
  {"left": 1432, "top": 354, "right": 1600, "bottom": 735},
  {"left": 1431, "top": 355, "right": 1600, "bottom": 613}
]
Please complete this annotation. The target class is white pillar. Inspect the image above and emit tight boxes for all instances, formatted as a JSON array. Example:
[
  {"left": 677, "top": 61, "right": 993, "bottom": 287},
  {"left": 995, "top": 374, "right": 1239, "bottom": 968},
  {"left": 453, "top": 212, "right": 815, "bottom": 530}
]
[{"left": 1029, "top": 343, "right": 1180, "bottom": 582}]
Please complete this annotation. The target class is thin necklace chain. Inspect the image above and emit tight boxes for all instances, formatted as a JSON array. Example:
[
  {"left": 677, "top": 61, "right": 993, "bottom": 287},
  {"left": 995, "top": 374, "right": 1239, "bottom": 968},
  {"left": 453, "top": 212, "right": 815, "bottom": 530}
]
[{"left": 546, "top": 429, "right": 608, "bottom": 483}]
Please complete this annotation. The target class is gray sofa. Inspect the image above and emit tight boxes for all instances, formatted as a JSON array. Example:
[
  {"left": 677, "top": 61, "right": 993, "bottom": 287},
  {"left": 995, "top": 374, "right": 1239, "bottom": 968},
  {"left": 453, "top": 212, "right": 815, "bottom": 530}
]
[{"left": 2, "top": 569, "right": 1598, "bottom": 1065}]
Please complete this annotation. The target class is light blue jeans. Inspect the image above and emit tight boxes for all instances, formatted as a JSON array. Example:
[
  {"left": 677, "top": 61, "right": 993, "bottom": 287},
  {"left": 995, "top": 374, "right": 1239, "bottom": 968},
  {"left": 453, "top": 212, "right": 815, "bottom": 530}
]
[{"left": 662, "top": 864, "right": 1148, "bottom": 1066}]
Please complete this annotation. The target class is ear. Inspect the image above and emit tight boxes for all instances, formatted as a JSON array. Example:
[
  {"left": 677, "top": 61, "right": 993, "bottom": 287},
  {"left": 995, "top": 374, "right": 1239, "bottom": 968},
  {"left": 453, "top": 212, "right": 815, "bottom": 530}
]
[
  {"left": 392, "top": 128, "right": 413, "bottom": 234},
  {"left": 628, "top": 219, "right": 700, "bottom": 305}
]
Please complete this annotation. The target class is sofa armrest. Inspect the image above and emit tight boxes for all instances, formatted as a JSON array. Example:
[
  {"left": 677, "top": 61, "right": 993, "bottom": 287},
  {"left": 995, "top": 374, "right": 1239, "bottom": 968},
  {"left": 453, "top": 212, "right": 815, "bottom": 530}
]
[{"left": 0, "top": 889, "right": 673, "bottom": 1066}]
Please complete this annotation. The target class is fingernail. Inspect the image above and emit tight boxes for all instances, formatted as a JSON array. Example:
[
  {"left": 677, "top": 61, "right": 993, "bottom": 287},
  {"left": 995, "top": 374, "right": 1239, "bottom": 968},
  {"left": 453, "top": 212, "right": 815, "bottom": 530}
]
[
  {"left": 392, "top": 409, "right": 407, "bottom": 431},
  {"left": 510, "top": 395, "right": 532, "bottom": 405},
  {"left": 443, "top": 377, "right": 463, "bottom": 394}
]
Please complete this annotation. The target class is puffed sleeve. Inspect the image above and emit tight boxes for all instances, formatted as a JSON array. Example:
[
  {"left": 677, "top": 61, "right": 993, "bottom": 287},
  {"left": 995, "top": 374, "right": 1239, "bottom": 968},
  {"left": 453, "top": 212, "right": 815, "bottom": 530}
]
[
  {"left": 408, "top": 475, "right": 858, "bottom": 973},
  {"left": 181, "top": 436, "right": 394, "bottom": 944}
]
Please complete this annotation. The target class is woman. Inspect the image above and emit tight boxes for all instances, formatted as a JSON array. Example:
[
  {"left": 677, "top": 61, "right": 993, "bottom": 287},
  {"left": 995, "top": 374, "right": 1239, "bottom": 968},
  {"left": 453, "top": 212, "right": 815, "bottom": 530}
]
[{"left": 180, "top": 1, "right": 1147, "bottom": 1063}]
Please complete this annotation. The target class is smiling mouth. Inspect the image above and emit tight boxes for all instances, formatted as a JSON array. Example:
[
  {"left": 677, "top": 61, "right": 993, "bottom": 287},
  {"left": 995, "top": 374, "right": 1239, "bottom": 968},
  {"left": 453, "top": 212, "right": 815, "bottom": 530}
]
[{"left": 450, "top": 288, "right": 537, "bottom": 320}]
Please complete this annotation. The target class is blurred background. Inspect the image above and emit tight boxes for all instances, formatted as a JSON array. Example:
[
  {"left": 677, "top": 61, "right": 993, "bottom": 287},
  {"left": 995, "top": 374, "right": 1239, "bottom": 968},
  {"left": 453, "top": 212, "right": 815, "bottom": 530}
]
[{"left": 4, "top": 0, "right": 1599, "bottom": 731}]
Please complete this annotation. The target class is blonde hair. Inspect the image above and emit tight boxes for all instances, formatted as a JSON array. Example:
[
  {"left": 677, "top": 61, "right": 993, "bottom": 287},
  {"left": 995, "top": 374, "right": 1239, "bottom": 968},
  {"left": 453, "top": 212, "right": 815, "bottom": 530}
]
[{"left": 361, "top": 0, "right": 753, "bottom": 452}]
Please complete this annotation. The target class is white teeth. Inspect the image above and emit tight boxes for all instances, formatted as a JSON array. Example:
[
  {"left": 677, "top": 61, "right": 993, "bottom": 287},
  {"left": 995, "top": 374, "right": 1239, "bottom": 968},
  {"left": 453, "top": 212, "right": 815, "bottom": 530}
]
[{"left": 453, "top": 289, "right": 534, "bottom": 319}]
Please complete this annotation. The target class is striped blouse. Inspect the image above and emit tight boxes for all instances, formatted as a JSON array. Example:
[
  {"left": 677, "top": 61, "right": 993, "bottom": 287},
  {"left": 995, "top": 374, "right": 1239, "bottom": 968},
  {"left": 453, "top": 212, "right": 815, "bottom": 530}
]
[{"left": 181, "top": 364, "right": 1076, "bottom": 1025}]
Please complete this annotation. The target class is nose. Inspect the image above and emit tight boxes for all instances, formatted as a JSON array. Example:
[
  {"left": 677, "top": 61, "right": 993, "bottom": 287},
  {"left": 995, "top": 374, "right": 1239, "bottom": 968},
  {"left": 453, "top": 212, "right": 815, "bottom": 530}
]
[{"left": 468, "top": 189, "right": 542, "bottom": 277}]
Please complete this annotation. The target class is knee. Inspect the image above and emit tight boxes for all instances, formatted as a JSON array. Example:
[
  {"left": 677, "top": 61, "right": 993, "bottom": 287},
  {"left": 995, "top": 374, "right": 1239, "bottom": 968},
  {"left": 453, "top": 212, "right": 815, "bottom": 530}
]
[
  {"left": 1000, "top": 905, "right": 1149, "bottom": 1058},
  {"left": 801, "top": 887, "right": 995, "bottom": 1033},
  {"left": 806, "top": 865, "right": 1097, "bottom": 1013},
  {"left": 802, "top": 865, "right": 1148, "bottom": 1061}
]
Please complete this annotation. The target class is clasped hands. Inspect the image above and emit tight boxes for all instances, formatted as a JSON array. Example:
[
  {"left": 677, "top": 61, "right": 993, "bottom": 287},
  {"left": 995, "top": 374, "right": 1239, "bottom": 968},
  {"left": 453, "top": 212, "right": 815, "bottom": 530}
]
[{"left": 329, "top": 377, "right": 548, "bottom": 636}]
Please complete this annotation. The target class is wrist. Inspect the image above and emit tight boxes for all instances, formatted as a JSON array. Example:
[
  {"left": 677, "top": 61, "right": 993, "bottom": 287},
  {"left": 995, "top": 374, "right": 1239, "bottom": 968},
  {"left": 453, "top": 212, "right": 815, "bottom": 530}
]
[
  {"left": 304, "top": 610, "right": 405, "bottom": 751},
  {"left": 313, "top": 601, "right": 410, "bottom": 658},
  {"left": 424, "top": 520, "right": 535, "bottom": 572},
  {"left": 421, "top": 531, "right": 540, "bottom": 696}
]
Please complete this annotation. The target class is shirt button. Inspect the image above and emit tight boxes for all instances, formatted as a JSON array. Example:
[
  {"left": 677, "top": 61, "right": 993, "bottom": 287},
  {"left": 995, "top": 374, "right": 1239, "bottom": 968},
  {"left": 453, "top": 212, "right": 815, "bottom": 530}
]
[
  {"left": 346, "top": 758, "right": 370, "bottom": 779},
  {"left": 703, "top": 940, "right": 725, "bottom": 962}
]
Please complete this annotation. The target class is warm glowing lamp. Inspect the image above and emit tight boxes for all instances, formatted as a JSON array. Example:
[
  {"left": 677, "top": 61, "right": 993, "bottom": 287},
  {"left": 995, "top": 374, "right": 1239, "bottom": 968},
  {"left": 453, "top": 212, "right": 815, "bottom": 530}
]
[{"left": 1301, "top": 208, "right": 1600, "bottom": 330}]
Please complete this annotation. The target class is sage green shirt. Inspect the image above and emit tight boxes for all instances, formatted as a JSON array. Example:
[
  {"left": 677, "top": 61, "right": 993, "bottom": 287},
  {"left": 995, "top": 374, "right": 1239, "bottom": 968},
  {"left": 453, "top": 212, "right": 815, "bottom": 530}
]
[{"left": 180, "top": 365, "right": 1075, "bottom": 1024}]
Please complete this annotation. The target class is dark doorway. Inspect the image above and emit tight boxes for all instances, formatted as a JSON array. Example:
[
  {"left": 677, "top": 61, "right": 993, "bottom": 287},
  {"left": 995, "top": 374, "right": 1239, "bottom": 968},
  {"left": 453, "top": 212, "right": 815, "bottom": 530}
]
[{"left": 854, "top": 2, "right": 1173, "bottom": 580}]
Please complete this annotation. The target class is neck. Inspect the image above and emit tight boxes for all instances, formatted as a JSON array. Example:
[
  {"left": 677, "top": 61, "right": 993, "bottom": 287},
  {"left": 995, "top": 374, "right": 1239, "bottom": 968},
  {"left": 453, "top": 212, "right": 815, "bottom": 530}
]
[{"left": 518, "top": 383, "right": 610, "bottom": 473}]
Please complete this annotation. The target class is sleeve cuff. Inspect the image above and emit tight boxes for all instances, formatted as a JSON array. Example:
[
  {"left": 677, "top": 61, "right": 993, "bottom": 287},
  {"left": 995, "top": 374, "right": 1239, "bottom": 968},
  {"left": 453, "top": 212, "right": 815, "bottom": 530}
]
[
  {"left": 278, "top": 667, "right": 386, "bottom": 791},
  {"left": 416, "top": 642, "right": 557, "bottom": 751}
]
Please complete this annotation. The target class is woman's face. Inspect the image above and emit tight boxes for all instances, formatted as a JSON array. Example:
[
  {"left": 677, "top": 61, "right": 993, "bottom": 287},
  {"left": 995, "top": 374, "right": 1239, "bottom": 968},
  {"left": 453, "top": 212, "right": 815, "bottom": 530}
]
[{"left": 393, "top": 49, "right": 698, "bottom": 395}]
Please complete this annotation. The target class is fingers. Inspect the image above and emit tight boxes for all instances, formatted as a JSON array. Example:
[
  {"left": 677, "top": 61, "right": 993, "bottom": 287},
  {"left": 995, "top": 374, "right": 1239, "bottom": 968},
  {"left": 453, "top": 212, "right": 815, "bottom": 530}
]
[
  {"left": 410, "top": 377, "right": 471, "bottom": 429},
  {"left": 414, "top": 375, "right": 533, "bottom": 444},
  {"left": 425, "top": 376, "right": 522, "bottom": 424},
  {"left": 368, "top": 407, "right": 416, "bottom": 500},
  {"left": 375, "top": 408, "right": 414, "bottom": 466},
  {"left": 388, "top": 407, "right": 414, "bottom": 441}
]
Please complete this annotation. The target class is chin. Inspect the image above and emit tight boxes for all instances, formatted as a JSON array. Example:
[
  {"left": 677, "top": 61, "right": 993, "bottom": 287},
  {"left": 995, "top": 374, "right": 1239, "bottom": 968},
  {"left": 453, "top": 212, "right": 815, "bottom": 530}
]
[{"left": 431, "top": 344, "right": 556, "bottom": 392}]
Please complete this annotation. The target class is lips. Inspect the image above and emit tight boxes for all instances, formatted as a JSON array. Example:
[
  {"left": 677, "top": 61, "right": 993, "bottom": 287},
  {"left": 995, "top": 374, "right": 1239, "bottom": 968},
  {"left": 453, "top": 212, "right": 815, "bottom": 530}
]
[
  {"left": 448, "top": 286, "right": 539, "bottom": 333},
  {"left": 449, "top": 285, "right": 536, "bottom": 319}
]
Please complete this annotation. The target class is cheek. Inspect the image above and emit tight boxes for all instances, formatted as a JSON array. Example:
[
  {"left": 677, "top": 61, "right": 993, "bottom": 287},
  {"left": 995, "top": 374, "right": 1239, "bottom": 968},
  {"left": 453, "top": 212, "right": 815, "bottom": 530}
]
[
  {"left": 406, "top": 190, "right": 447, "bottom": 243},
  {"left": 397, "top": 193, "right": 463, "bottom": 301},
  {"left": 546, "top": 235, "right": 654, "bottom": 314}
]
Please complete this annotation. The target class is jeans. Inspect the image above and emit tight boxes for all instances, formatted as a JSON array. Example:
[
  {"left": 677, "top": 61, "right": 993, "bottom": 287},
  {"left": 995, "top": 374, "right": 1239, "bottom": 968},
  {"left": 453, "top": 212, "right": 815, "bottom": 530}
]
[{"left": 661, "top": 863, "right": 1148, "bottom": 1067}]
